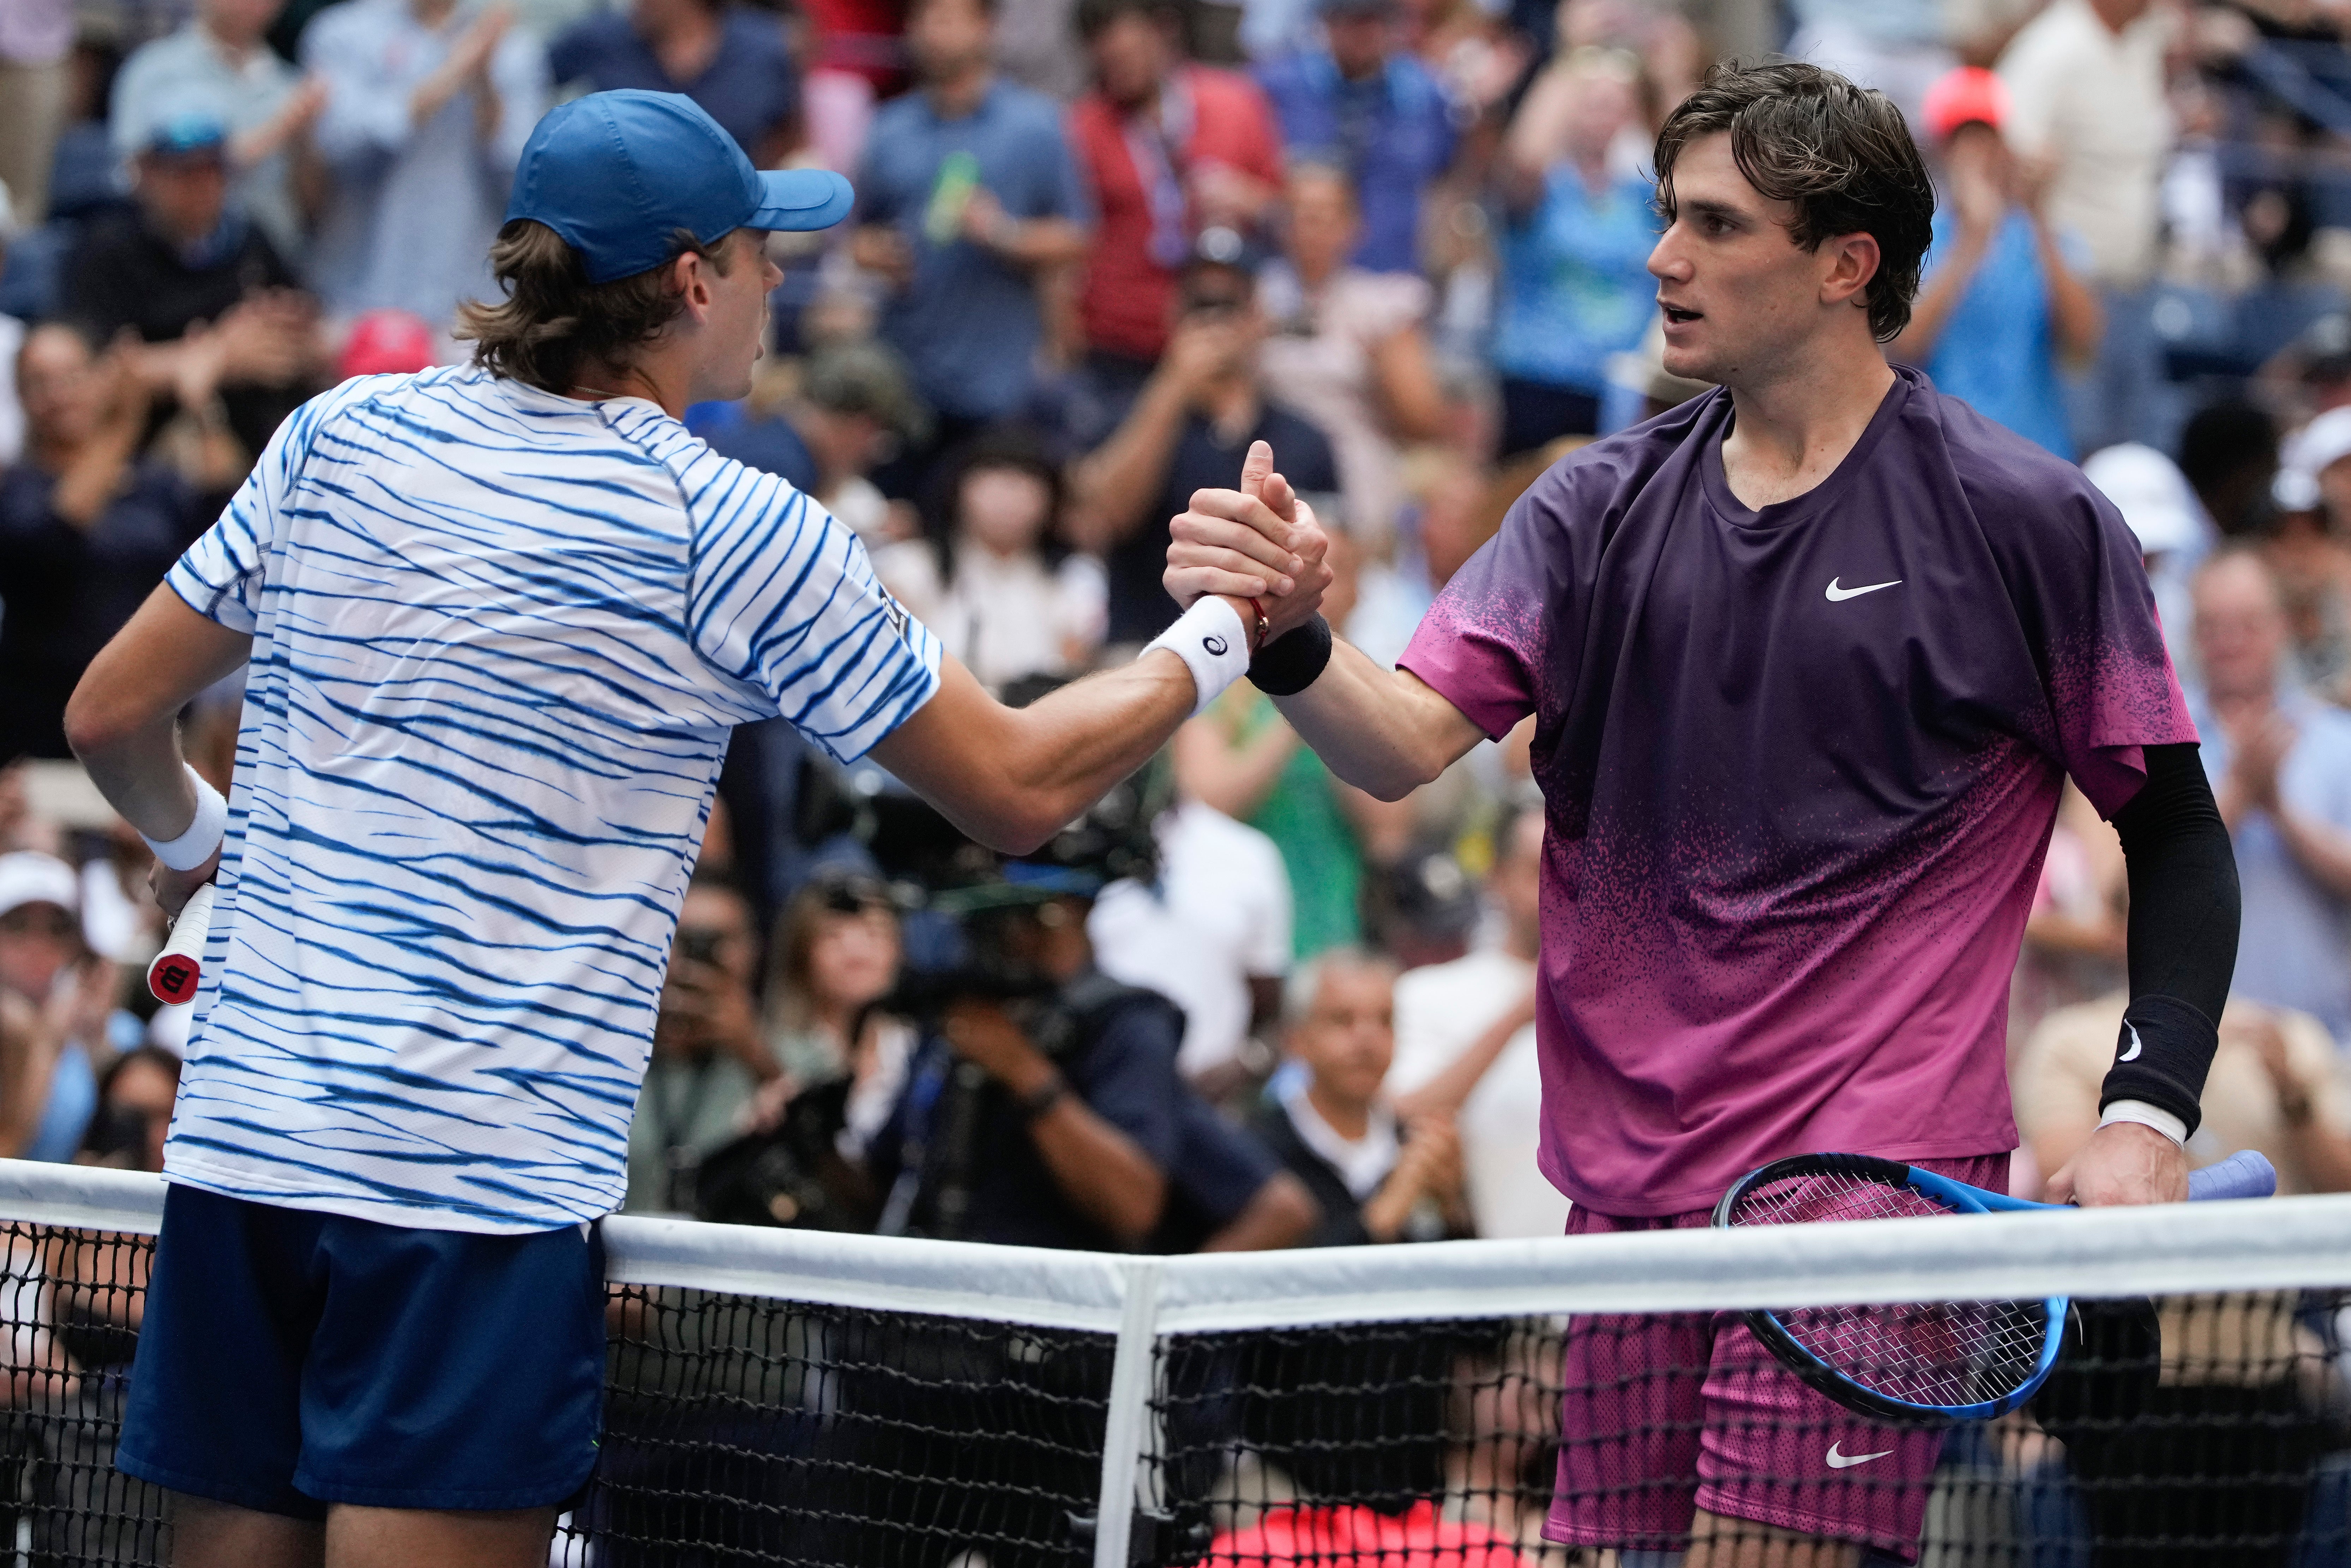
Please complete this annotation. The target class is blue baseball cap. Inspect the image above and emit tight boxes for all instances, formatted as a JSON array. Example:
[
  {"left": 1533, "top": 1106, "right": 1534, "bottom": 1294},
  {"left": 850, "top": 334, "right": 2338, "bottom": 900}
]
[{"left": 506, "top": 91, "right": 854, "bottom": 283}]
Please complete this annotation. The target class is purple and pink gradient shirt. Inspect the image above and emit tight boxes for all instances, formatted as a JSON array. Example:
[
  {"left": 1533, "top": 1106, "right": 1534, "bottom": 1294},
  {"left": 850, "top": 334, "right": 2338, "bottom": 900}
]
[{"left": 1399, "top": 369, "right": 2196, "bottom": 1217}]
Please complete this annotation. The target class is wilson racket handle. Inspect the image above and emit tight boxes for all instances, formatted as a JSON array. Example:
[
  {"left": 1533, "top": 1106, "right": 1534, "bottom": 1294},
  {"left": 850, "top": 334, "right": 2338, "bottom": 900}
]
[
  {"left": 2187, "top": 1149, "right": 2277, "bottom": 1202},
  {"left": 146, "top": 882, "right": 216, "bottom": 1006}
]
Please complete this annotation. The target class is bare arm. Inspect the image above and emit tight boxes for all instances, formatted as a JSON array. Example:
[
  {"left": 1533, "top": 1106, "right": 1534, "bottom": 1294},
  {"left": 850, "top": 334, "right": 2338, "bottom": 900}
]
[
  {"left": 1495, "top": 60, "right": 1579, "bottom": 215},
  {"left": 2273, "top": 804, "right": 2351, "bottom": 899},
  {"left": 1063, "top": 340, "right": 1216, "bottom": 552},
  {"left": 2032, "top": 211, "right": 2104, "bottom": 366},
  {"left": 963, "top": 191, "right": 1090, "bottom": 272},
  {"left": 66, "top": 587, "right": 254, "bottom": 913},
  {"left": 1170, "top": 707, "right": 1298, "bottom": 821},
  {"left": 1198, "top": 1170, "right": 1319, "bottom": 1251},
  {"left": 1370, "top": 325, "right": 1451, "bottom": 443},
  {"left": 1393, "top": 983, "right": 1537, "bottom": 1123}
]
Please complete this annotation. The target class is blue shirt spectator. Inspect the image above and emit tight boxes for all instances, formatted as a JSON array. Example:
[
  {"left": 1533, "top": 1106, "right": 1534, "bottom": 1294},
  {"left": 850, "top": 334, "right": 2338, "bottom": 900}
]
[
  {"left": 1487, "top": 47, "right": 1654, "bottom": 455},
  {"left": 548, "top": 1, "right": 799, "bottom": 166},
  {"left": 1254, "top": 0, "right": 1452, "bottom": 276},
  {"left": 302, "top": 0, "right": 548, "bottom": 324},
  {"left": 853, "top": 0, "right": 1090, "bottom": 427},
  {"left": 1896, "top": 72, "right": 2103, "bottom": 461}
]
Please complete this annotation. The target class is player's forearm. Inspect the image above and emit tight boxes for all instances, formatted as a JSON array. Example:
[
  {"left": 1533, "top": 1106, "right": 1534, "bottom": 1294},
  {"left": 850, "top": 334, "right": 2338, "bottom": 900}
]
[
  {"left": 1273, "top": 644, "right": 1483, "bottom": 802},
  {"left": 66, "top": 587, "right": 255, "bottom": 842},
  {"left": 872, "top": 652, "right": 1198, "bottom": 854}
]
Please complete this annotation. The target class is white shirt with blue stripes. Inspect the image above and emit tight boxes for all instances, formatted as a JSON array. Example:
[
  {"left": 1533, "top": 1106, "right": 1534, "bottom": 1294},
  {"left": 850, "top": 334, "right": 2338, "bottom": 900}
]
[{"left": 163, "top": 365, "right": 943, "bottom": 1233}]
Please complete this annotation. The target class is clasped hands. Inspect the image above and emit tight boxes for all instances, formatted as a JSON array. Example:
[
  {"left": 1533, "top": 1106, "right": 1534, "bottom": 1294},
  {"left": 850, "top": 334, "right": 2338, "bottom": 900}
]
[{"left": 1162, "top": 438, "right": 1335, "bottom": 651}]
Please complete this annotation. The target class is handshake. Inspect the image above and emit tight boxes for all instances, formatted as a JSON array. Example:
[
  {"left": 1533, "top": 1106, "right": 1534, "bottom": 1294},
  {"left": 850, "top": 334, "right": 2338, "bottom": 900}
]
[{"left": 1160, "top": 438, "right": 1336, "bottom": 649}]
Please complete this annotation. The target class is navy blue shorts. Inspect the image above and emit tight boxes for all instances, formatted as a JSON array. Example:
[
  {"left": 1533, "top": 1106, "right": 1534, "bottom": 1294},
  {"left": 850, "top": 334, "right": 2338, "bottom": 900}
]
[{"left": 117, "top": 1183, "right": 605, "bottom": 1516}]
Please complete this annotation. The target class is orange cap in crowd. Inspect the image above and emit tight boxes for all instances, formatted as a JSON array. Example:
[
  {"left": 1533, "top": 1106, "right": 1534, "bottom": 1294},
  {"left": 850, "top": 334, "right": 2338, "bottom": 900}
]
[{"left": 1920, "top": 67, "right": 2010, "bottom": 144}]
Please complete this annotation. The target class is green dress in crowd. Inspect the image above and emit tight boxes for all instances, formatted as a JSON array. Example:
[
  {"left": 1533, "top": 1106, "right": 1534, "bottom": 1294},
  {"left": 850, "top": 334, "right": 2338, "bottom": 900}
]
[{"left": 1220, "top": 688, "right": 1364, "bottom": 959}]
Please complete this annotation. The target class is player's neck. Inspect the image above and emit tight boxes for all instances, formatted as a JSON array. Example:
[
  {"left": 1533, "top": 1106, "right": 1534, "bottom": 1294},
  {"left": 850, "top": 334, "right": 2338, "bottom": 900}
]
[
  {"left": 1718, "top": 339, "right": 1895, "bottom": 512},
  {"left": 565, "top": 353, "right": 689, "bottom": 419}
]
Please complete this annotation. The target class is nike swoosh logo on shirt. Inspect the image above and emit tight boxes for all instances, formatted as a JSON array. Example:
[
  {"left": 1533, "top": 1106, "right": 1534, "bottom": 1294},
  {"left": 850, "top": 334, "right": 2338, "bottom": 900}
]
[
  {"left": 1825, "top": 577, "right": 1903, "bottom": 601},
  {"left": 1826, "top": 1442, "right": 1897, "bottom": 1469},
  {"left": 2119, "top": 1023, "right": 2143, "bottom": 1063}
]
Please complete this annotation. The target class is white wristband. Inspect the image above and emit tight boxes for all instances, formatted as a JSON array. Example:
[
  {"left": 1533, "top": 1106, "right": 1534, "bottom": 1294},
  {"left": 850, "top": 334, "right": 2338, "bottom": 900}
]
[
  {"left": 140, "top": 766, "right": 228, "bottom": 872},
  {"left": 2100, "top": 1098, "right": 2188, "bottom": 1147},
  {"left": 1144, "top": 597, "right": 1253, "bottom": 717}
]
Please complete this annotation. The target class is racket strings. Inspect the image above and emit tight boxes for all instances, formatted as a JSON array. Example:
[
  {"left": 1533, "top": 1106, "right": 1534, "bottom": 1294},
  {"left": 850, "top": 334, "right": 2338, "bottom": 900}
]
[{"left": 1726, "top": 1171, "right": 2051, "bottom": 1409}]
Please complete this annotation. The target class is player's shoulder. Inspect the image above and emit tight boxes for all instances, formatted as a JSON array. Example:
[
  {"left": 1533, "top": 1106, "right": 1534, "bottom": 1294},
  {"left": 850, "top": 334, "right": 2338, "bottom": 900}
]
[
  {"left": 1511, "top": 388, "right": 1725, "bottom": 527},
  {"left": 1912, "top": 378, "right": 2116, "bottom": 554}
]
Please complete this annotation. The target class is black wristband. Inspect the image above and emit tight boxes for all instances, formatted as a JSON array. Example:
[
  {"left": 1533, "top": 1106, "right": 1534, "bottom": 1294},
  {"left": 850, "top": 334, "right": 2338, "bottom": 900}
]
[
  {"left": 2098, "top": 993, "right": 2218, "bottom": 1137},
  {"left": 1017, "top": 1074, "right": 1069, "bottom": 1122},
  {"left": 1247, "top": 614, "right": 1333, "bottom": 695}
]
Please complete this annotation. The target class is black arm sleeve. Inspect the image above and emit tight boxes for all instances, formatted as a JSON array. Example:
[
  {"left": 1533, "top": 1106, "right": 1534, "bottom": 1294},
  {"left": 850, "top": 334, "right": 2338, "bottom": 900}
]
[{"left": 2099, "top": 742, "right": 2240, "bottom": 1134}]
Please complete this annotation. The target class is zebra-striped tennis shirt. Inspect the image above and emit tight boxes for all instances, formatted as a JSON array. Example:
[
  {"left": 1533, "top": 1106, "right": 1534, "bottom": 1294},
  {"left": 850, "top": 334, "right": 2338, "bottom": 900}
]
[{"left": 161, "top": 364, "right": 942, "bottom": 1232}]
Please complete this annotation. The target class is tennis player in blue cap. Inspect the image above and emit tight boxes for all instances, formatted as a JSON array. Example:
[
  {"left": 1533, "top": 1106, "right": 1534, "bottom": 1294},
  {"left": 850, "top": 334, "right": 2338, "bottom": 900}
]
[{"left": 65, "top": 90, "right": 1330, "bottom": 1568}]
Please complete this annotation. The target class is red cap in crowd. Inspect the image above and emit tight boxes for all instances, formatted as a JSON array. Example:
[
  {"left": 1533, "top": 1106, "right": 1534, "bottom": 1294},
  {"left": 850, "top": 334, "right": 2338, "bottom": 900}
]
[
  {"left": 1920, "top": 67, "right": 2010, "bottom": 143},
  {"left": 336, "top": 310, "right": 439, "bottom": 381}
]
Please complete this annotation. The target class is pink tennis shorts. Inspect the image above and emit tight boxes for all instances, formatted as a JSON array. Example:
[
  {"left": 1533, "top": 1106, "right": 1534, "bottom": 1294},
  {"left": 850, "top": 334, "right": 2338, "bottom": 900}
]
[{"left": 1544, "top": 1152, "right": 2012, "bottom": 1563}]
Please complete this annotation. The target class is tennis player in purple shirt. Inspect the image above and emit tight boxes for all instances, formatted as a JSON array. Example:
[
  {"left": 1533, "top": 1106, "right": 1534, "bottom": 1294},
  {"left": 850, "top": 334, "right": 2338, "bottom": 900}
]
[{"left": 1166, "top": 62, "right": 2239, "bottom": 1568}]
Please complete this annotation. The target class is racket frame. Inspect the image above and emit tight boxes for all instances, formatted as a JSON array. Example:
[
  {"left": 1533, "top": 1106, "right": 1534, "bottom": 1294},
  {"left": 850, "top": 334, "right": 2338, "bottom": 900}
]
[{"left": 1711, "top": 1153, "right": 2066, "bottom": 1425}]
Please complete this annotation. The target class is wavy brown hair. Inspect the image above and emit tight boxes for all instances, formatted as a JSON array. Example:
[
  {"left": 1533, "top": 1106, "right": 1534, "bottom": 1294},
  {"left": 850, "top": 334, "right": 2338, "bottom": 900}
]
[
  {"left": 454, "top": 219, "right": 737, "bottom": 393},
  {"left": 1653, "top": 60, "right": 1935, "bottom": 342}
]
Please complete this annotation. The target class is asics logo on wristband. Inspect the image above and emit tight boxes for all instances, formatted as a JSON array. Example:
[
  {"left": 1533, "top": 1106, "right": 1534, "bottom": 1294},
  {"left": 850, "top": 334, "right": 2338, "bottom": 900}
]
[{"left": 1203, "top": 635, "right": 1229, "bottom": 656}]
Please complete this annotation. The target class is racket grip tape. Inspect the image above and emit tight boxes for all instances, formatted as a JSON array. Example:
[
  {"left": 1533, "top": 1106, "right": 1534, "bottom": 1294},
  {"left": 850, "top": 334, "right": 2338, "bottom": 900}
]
[
  {"left": 2187, "top": 1149, "right": 2277, "bottom": 1202},
  {"left": 146, "top": 882, "right": 216, "bottom": 1006}
]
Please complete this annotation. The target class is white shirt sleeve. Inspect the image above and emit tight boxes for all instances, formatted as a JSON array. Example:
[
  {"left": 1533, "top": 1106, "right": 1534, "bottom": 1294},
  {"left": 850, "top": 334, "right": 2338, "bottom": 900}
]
[
  {"left": 167, "top": 384, "right": 336, "bottom": 633},
  {"left": 681, "top": 444, "right": 943, "bottom": 764}
]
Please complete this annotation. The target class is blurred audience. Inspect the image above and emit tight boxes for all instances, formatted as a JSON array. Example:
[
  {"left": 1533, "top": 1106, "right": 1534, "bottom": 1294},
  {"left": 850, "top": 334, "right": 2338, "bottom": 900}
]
[
  {"left": 0, "top": 852, "right": 103, "bottom": 1165},
  {"left": 2187, "top": 548, "right": 2351, "bottom": 1043},
  {"left": 1488, "top": 43, "right": 1654, "bottom": 456},
  {"left": 1387, "top": 807, "right": 1567, "bottom": 1239},
  {"left": 1253, "top": 0, "right": 1455, "bottom": 276},
  {"left": 852, "top": 0, "right": 1090, "bottom": 451},
  {"left": 1894, "top": 67, "right": 2099, "bottom": 460},
  {"left": 758, "top": 870, "right": 913, "bottom": 1156},
  {"left": 302, "top": 0, "right": 547, "bottom": 325},
  {"left": 1257, "top": 162, "right": 1450, "bottom": 545},
  {"left": 1068, "top": 237, "right": 1337, "bottom": 641},
  {"left": 109, "top": 0, "right": 326, "bottom": 264},
  {"left": 78, "top": 1044, "right": 180, "bottom": 1174},
  {"left": 1252, "top": 948, "right": 1467, "bottom": 1246},
  {"left": 873, "top": 424, "right": 1105, "bottom": 689},
  {"left": 0, "top": 0, "right": 73, "bottom": 228},
  {"left": 1068, "top": 0, "right": 1283, "bottom": 371},
  {"left": 0, "top": 323, "right": 208, "bottom": 761},
  {"left": 549, "top": 0, "right": 800, "bottom": 166},
  {"left": 705, "top": 342, "right": 931, "bottom": 542}
]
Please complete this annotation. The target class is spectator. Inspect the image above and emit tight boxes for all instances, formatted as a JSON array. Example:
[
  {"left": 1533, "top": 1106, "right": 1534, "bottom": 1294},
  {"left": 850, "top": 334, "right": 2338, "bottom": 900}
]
[
  {"left": 1067, "top": 237, "right": 1337, "bottom": 642},
  {"left": 0, "top": 852, "right": 103, "bottom": 1163},
  {"left": 2018, "top": 993, "right": 2351, "bottom": 1197},
  {"left": 109, "top": 0, "right": 329, "bottom": 265},
  {"left": 0, "top": 325, "right": 208, "bottom": 761},
  {"left": 63, "top": 108, "right": 324, "bottom": 468},
  {"left": 2179, "top": 401, "right": 2278, "bottom": 542},
  {"left": 1069, "top": 0, "right": 1283, "bottom": 371},
  {"left": 1090, "top": 780, "right": 1293, "bottom": 1097},
  {"left": 549, "top": 0, "right": 799, "bottom": 167},
  {"left": 624, "top": 875, "right": 776, "bottom": 1214},
  {"left": 1252, "top": 0, "right": 1454, "bottom": 277},
  {"left": 1893, "top": 67, "right": 2099, "bottom": 462},
  {"left": 303, "top": 0, "right": 548, "bottom": 326},
  {"left": 1147, "top": 1089, "right": 1321, "bottom": 1250},
  {"left": 850, "top": 0, "right": 1091, "bottom": 451},
  {"left": 872, "top": 425, "right": 1106, "bottom": 690},
  {"left": 1996, "top": 0, "right": 2169, "bottom": 455},
  {"left": 1251, "top": 948, "right": 1467, "bottom": 1246},
  {"left": 1785, "top": 0, "right": 1951, "bottom": 127},
  {"left": 704, "top": 342, "right": 930, "bottom": 542},
  {"left": 333, "top": 307, "right": 440, "bottom": 380},
  {"left": 758, "top": 870, "right": 913, "bottom": 1157},
  {"left": 0, "top": 182, "right": 23, "bottom": 469},
  {"left": 1387, "top": 807, "right": 1568, "bottom": 1238},
  {"left": 2266, "top": 407, "right": 2351, "bottom": 701},
  {"left": 1257, "top": 162, "right": 1449, "bottom": 545},
  {"left": 1489, "top": 44, "right": 1656, "bottom": 456},
  {"left": 0, "top": 0, "right": 72, "bottom": 227},
  {"left": 2082, "top": 440, "right": 2209, "bottom": 679},
  {"left": 2187, "top": 548, "right": 2351, "bottom": 1042},
  {"left": 78, "top": 1044, "right": 181, "bottom": 1174}
]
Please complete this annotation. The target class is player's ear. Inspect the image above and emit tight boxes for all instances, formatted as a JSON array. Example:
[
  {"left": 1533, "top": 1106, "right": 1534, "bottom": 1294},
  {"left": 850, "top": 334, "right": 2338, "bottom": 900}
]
[{"left": 1819, "top": 230, "right": 1882, "bottom": 310}]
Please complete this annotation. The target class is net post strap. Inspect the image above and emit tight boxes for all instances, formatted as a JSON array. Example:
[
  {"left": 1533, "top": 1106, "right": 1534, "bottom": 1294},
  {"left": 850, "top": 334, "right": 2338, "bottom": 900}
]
[{"left": 1093, "top": 1256, "right": 1163, "bottom": 1568}]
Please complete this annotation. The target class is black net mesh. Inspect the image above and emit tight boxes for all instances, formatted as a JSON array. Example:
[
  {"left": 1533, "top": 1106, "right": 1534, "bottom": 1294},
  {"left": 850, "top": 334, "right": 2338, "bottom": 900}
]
[{"left": 0, "top": 1217, "right": 2347, "bottom": 1567}]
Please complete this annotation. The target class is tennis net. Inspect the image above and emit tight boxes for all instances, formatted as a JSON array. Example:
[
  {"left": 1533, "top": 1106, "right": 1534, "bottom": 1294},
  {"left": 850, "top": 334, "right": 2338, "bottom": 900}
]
[{"left": 0, "top": 1161, "right": 2349, "bottom": 1567}]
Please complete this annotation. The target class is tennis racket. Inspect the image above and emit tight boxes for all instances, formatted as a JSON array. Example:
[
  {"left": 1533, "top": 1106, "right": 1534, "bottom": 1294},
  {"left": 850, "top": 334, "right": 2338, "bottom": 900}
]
[
  {"left": 1710, "top": 1149, "right": 2278, "bottom": 1424},
  {"left": 146, "top": 882, "right": 216, "bottom": 1006}
]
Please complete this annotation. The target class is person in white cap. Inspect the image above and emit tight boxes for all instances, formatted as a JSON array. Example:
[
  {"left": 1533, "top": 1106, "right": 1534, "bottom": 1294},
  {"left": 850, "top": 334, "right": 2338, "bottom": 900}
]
[
  {"left": 2082, "top": 440, "right": 2214, "bottom": 675},
  {"left": 0, "top": 850, "right": 102, "bottom": 1163},
  {"left": 62, "top": 88, "right": 1325, "bottom": 1566},
  {"left": 2263, "top": 407, "right": 2351, "bottom": 702}
]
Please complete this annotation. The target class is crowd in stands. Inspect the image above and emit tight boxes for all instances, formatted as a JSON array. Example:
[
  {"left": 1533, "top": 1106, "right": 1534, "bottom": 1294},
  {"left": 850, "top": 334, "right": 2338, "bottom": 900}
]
[{"left": 4, "top": 0, "right": 2351, "bottom": 1285}]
